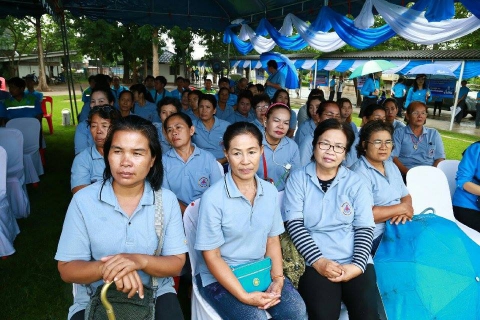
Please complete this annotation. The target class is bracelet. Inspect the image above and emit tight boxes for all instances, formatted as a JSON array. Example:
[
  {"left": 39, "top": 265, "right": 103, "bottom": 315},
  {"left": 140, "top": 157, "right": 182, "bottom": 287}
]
[{"left": 271, "top": 274, "right": 285, "bottom": 280}]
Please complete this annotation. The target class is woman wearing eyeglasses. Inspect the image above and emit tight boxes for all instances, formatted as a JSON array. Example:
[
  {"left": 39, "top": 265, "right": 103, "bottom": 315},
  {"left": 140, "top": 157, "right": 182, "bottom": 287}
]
[
  {"left": 251, "top": 94, "right": 270, "bottom": 133},
  {"left": 284, "top": 119, "right": 379, "bottom": 319},
  {"left": 71, "top": 106, "right": 121, "bottom": 194},
  {"left": 256, "top": 103, "right": 300, "bottom": 191},
  {"left": 392, "top": 101, "right": 445, "bottom": 179},
  {"left": 351, "top": 120, "right": 413, "bottom": 256},
  {"left": 405, "top": 74, "right": 432, "bottom": 109}
]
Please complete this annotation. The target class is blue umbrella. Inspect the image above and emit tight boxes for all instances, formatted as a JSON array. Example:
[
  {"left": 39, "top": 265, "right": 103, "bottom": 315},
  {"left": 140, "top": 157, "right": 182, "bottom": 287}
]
[
  {"left": 405, "top": 64, "right": 457, "bottom": 79},
  {"left": 374, "top": 212, "right": 480, "bottom": 320},
  {"left": 260, "top": 52, "right": 299, "bottom": 89}
]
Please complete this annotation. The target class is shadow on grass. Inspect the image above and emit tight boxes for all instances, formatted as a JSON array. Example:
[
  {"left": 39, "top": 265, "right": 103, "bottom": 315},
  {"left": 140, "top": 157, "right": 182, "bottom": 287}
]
[{"left": 0, "top": 96, "right": 77, "bottom": 319}]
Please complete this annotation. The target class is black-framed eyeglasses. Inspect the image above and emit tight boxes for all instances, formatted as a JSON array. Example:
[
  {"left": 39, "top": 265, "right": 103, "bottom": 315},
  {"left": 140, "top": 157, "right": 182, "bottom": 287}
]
[
  {"left": 317, "top": 141, "right": 346, "bottom": 154},
  {"left": 366, "top": 140, "right": 394, "bottom": 149}
]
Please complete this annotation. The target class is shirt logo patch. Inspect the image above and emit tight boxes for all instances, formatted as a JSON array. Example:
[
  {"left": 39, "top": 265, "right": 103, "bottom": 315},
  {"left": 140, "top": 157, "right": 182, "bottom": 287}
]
[
  {"left": 341, "top": 202, "right": 353, "bottom": 216},
  {"left": 198, "top": 177, "right": 209, "bottom": 188}
]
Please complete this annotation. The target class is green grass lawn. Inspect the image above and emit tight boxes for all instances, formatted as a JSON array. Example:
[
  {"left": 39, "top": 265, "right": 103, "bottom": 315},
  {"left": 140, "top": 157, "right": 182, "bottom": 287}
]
[{"left": 0, "top": 96, "right": 477, "bottom": 319}]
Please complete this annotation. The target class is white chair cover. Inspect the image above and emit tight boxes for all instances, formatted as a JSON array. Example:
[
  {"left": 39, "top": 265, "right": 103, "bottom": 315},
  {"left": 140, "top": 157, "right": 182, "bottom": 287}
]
[
  {"left": 6, "top": 118, "right": 44, "bottom": 184},
  {"left": 0, "top": 128, "right": 30, "bottom": 218},
  {"left": 437, "top": 160, "right": 460, "bottom": 199},
  {"left": 0, "top": 146, "right": 20, "bottom": 256},
  {"left": 407, "top": 166, "right": 480, "bottom": 245}
]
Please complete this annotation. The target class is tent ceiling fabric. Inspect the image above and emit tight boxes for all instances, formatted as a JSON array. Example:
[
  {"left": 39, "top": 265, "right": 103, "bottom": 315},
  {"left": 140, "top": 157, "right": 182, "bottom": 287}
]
[{"left": 2, "top": 0, "right": 410, "bottom": 30}]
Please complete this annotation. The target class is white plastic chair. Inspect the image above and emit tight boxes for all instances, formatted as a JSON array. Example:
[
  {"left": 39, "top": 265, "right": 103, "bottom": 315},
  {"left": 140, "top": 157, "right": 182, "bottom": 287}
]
[
  {"left": 6, "top": 118, "right": 44, "bottom": 184},
  {"left": 183, "top": 199, "right": 223, "bottom": 320},
  {"left": 407, "top": 165, "right": 480, "bottom": 245},
  {"left": 437, "top": 160, "right": 460, "bottom": 199},
  {"left": 0, "top": 146, "right": 20, "bottom": 256},
  {"left": 0, "top": 128, "right": 30, "bottom": 218}
]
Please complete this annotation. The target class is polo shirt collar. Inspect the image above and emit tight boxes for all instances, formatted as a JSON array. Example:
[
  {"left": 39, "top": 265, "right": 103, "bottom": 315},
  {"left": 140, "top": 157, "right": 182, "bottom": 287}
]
[
  {"left": 262, "top": 135, "right": 288, "bottom": 151},
  {"left": 90, "top": 146, "right": 103, "bottom": 160},
  {"left": 98, "top": 179, "right": 155, "bottom": 209},
  {"left": 305, "top": 162, "right": 348, "bottom": 191},
  {"left": 360, "top": 155, "right": 385, "bottom": 176},
  {"left": 223, "top": 171, "right": 264, "bottom": 199},
  {"left": 166, "top": 143, "right": 200, "bottom": 164},
  {"left": 406, "top": 125, "right": 427, "bottom": 136}
]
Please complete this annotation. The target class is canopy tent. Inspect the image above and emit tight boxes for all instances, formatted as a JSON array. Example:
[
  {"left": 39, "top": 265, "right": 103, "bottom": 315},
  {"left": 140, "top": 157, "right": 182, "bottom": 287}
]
[{"left": 1, "top": 0, "right": 413, "bottom": 30}]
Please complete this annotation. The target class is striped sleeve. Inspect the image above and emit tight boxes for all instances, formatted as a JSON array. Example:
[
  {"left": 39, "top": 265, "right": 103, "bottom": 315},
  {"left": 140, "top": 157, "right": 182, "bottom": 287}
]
[
  {"left": 285, "top": 219, "right": 322, "bottom": 266},
  {"left": 352, "top": 226, "right": 374, "bottom": 272}
]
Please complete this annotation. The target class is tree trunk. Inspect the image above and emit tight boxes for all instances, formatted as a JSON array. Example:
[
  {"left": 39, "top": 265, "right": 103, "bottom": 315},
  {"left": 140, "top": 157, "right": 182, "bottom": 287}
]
[
  {"left": 131, "top": 59, "right": 138, "bottom": 84},
  {"left": 144, "top": 54, "right": 148, "bottom": 78},
  {"left": 35, "top": 16, "right": 50, "bottom": 92},
  {"left": 152, "top": 29, "right": 159, "bottom": 77}
]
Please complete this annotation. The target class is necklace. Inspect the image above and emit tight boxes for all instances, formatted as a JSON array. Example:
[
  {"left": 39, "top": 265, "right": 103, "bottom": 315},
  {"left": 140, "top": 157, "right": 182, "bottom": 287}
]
[
  {"left": 410, "top": 133, "right": 424, "bottom": 150},
  {"left": 265, "top": 134, "right": 280, "bottom": 146}
]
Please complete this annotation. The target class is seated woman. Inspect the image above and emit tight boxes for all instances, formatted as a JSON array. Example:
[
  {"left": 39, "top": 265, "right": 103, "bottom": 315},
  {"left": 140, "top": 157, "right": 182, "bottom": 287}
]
[
  {"left": 56, "top": 115, "right": 187, "bottom": 320},
  {"left": 162, "top": 112, "right": 223, "bottom": 213},
  {"left": 392, "top": 101, "right": 445, "bottom": 179},
  {"left": 362, "top": 104, "right": 386, "bottom": 126},
  {"left": 294, "top": 95, "right": 322, "bottom": 145},
  {"left": 180, "top": 89, "right": 191, "bottom": 113},
  {"left": 225, "top": 91, "right": 256, "bottom": 123},
  {"left": 153, "top": 97, "right": 181, "bottom": 154},
  {"left": 74, "top": 87, "right": 115, "bottom": 155},
  {"left": 256, "top": 103, "right": 300, "bottom": 191},
  {"left": 383, "top": 98, "right": 405, "bottom": 132},
  {"left": 351, "top": 120, "right": 413, "bottom": 255},
  {"left": 195, "top": 122, "right": 307, "bottom": 320},
  {"left": 71, "top": 106, "right": 121, "bottom": 194},
  {"left": 192, "top": 94, "right": 230, "bottom": 165},
  {"left": 216, "top": 87, "right": 235, "bottom": 121},
  {"left": 452, "top": 142, "right": 480, "bottom": 232},
  {"left": 118, "top": 90, "right": 135, "bottom": 117},
  {"left": 272, "top": 89, "right": 297, "bottom": 138},
  {"left": 251, "top": 94, "right": 270, "bottom": 133},
  {"left": 284, "top": 119, "right": 379, "bottom": 319},
  {"left": 185, "top": 90, "right": 202, "bottom": 121},
  {"left": 296, "top": 89, "right": 325, "bottom": 128},
  {"left": 338, "top": 97, "right": 359, "bottom": 135},
  {"left": 130, "top": 84, "right": 160, "bottom": 122}
]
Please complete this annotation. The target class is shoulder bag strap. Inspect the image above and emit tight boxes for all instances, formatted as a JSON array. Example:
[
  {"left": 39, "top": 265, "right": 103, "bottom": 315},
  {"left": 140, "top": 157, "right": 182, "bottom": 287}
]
[{"left": 152, "top": 188, "right": 164, "bottom": 289}]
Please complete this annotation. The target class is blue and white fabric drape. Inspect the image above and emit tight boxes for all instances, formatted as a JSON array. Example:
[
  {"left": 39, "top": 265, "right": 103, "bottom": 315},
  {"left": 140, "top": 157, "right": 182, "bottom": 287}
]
[{"left": 224, "top": 0, "right": 480, "bottom": 55}]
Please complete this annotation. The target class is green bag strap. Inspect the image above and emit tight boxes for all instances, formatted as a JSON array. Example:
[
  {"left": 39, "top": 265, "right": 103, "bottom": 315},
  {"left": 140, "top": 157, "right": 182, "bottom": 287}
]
[{"left": 152, "top": 189, "right": 164, "bottom": 290}]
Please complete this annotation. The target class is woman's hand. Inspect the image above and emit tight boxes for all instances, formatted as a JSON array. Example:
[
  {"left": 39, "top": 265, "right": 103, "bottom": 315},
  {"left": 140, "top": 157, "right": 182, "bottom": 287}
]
[
  {"left": 240, "top": 291, "right": 281, "bottom": 309},
  {"left": 262, "top": 277, "right": 284, "bottom": 309},
  {"left": 330, "top": 264, "right": 362, "bottom": 282},
  {"left": 113, "top": 270, "right": 144, "bottom": 298},
  {"left": 101, "top": 254, "right": 147, "bottom": 284},
  {"left": 390, "top": 214, "right": 411, "bottom": 225},
  {"left": 312, "top": 257, "right": 344, "bottom": 279}
]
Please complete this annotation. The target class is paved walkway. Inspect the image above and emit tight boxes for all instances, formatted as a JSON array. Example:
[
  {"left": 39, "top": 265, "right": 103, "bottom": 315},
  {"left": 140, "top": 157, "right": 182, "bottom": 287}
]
[{"left": 46, "top": 83, "right": 479, "bottom": 136}]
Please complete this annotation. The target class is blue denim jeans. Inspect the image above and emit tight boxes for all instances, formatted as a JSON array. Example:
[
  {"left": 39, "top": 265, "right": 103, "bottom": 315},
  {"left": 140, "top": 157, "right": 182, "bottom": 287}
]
[{"left": 197, "top": 274, "right": 307, "bottom": 320}]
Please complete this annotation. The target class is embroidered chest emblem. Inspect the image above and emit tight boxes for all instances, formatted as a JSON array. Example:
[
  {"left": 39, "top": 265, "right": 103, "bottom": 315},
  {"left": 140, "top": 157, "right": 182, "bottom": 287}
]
[
  {"left": 198, "top": 177, "right": 209, "bottom": 188},
  {"left": 341, "top": 202, "right": 353, "bottom": 215}
]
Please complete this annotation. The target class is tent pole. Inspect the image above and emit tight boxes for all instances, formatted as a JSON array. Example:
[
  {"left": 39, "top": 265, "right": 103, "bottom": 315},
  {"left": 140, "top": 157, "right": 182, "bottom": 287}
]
[
  {"left": 314, "top": 60, "right": 318, "bottom": 90},
  {"left": 449, "top": 60, "right": 465, "bottom": 131}
]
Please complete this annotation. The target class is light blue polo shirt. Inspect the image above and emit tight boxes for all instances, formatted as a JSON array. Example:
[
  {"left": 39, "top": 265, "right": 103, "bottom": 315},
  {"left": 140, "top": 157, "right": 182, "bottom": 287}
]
[
  {"left": 350, "top": 122, "right": 359, "bottom": 135},
  {"left": 133, "top": 101, "right": 160, "bottom": 123},
  {"left": 71, "top": 146, "right": 105, "bottom": 190},
  {"left": 195, "top": 172, "right": 285, "bottom": 287},
  {"left": 283, "top": 163, "right": 375, "bottom": 266},
  {"left": 344, "top": 133, "right": 359, "bottom": 168},
  {"left": 215, "top": 104, "right": 235, "bottom": 121},
  {"left": 192, "top": 117, "right": 230, "bottom": 159},
  {"left": 225, "top": 111, "right": 256, "bottom": 124},
  {"left": 392, "top": 119, "right": 406, "bottom": 131},
  {"left": 265, "top": 71, "right": 286, "bottom": 98},
  {"left": 257, "top": 136, "right": 300, "bottom": 191},
  {"left": 392, "top": 125, "right": 445, "bottom": 169},
  {"left": 25, "top": 89, "right": 43, "bottom": 104},
  {"left": 298, "top": 133, "right": 314, "bottom": 167},
  {"left": 111, "top": 86, "right": 128, "bottom": 101},
  {"left": 453, "top": 142, "right": 480, "bottom": 211},
  {"left": 405, "top": 88, "right": 432, "bottom": 108},
  {"left": 153, "top": 122, "right": 172, "bottom": 154},
  {"left": 360, "top": 78, "right": 379, "bottom": 99},
  {"left": 184, "top": 108, "right": 199, "bottom": 121},
  {"left": 250, "top": 118, "right": 264, "bottom": 134},
  {"left": 289, "top": 109, "right": 297, "bottom": 131},
  {"left": 350, "top": 156, "right": 409, "bottom": 239},
  {"left": 153, "top": 90, "right": 172, "bottom": 104},
  {"left": 392, "top": 83, "right": 406, "bottom": 98},
  {"left": 162, "top": 144, "right": 222, "bottom": 205},
  {"left": 78, "top": 103, "right": 91, "bottom": 123},
  {"left": 215, "top": 93, "right": 237, "bottom": 109},
  {"left": 55, "top": 181, "right": 188, "bottom": 319},
  {"left": 74, "top": 120, "right": 94, "bottom": 155},
  {"left": 294, "top": 119, "right": 315, "bottom": 145},
  {"left": 170, "top": 89, "right": 183, "bottom": 100}
]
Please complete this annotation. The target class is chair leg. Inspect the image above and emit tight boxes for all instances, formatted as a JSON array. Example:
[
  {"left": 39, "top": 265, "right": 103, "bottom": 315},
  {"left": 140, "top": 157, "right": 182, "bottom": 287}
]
[
  {"left": 47, "top": 118, "right": 54, "bottom": 134},
  {"left": 39, "top": 148, "right": 46, "bottom": 166}
]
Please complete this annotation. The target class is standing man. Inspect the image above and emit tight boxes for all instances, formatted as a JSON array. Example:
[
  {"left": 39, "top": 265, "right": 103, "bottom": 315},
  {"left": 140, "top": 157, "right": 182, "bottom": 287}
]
[
  {"left": 336, "top": 75, "right": 345, "bottom": 101},
  {"left": 328, "top": 75, "right": 336, "bottom": 101},
  {"left": 455, "top": 80, "right": 470, "bottom": 124},
  {"left": 391, "top": 78, "right": 406, "bottom": 117},
  {"left": 265, "top": 60, "right": 285, "bottom": 99}
]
